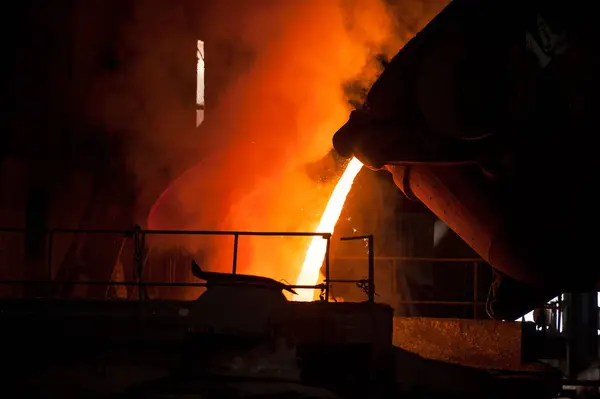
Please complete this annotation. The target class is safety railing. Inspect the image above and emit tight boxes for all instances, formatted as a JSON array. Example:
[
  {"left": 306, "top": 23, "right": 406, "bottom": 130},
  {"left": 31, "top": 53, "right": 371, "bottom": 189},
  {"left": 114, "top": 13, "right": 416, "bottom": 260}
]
[
  {"left": 0, "top": 226, "right": 488, "bottom": 308},
  {"left": 0, "top": 226, "right": 586, "bottom": 319},
  {"left": 324, "top": 235, "right": 376, "bottom": 302},
  {"left": 329, "top": 254, "right": 484, "bottom": 317},
  {"left": 142, "top": 228, "right": 336, "bottom": 297},
  {"left": 0, "top": 226, "right": 377, "bottom": 302}
]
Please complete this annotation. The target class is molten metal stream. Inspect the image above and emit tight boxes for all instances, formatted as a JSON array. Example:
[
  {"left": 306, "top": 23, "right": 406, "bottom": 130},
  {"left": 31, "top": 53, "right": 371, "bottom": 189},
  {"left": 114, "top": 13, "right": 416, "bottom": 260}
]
[{"left": 293, "top": 157, "right": 363, "bottom": 301}]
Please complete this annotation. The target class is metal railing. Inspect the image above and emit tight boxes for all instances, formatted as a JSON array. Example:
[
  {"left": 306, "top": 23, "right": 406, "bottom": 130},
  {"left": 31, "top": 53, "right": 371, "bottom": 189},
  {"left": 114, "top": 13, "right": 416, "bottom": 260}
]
[
  {"left": 328, "top": 235, "right": 376, "bottom": 302},
  {"left": 0, "top": 226, "right": 382, "bottom": 302},
  {"left": 0, "top": 226, "right": 591, "bottom": 324},
  {"left": 0, "top": 226, "right": 491, "bottom": 309},
  {"left": 330, "top": 254, "right": 484, "bottom": 317}
]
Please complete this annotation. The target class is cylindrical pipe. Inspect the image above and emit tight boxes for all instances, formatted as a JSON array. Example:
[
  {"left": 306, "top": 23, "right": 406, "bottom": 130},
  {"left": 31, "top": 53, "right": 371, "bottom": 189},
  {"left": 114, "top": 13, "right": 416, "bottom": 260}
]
[
  {"left": 385, "top": 164, "right": 600, "bottom": 294},
  {"left": 386, "top": 164, "right": 501, "bottom": 267}
]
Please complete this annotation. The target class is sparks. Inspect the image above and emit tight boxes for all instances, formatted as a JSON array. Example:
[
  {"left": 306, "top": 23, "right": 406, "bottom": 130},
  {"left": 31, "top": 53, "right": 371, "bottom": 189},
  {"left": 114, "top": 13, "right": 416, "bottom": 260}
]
[{"left": 293, "top": 157, "right": 363, "bottom": 301}]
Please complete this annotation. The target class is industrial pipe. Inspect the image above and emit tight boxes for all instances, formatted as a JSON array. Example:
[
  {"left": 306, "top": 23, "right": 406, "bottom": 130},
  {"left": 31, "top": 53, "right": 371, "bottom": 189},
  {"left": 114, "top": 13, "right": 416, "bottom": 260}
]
[
  {"left": 333, "top": 0, "right": 600, "bottom": 319},
  {"left": 386, "top": 161, "right": 542, "bottom": 314}
]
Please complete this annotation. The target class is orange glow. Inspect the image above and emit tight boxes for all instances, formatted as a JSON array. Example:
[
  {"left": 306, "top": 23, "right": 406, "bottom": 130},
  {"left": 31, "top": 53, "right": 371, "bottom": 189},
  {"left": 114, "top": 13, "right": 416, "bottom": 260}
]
[
  {"left": 144, "top": 1, "right": 448, "bottom": 296},
  {"left": 294, "top": 157, "right": 363, "bottom": 301}
]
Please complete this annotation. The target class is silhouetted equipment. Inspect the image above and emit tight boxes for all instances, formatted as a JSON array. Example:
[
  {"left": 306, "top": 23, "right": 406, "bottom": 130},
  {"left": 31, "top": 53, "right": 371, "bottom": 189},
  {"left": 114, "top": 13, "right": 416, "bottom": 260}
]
[
  {"left": 333, "top": 0, "right": 600, "bottom": 320},
  {"left": 191, "top": 259, "right": 298, "bottom": 295}
]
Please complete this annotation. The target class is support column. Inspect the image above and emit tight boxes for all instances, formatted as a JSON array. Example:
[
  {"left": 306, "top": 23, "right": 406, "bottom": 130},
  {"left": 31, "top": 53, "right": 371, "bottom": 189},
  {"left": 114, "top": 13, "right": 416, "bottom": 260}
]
[{"left": 565, "top": 292, "right": 599, "bottom": 378}]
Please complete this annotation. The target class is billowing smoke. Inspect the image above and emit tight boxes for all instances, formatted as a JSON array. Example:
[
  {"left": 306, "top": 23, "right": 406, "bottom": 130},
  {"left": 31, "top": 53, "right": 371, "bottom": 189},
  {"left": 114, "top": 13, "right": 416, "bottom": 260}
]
[{"left": 84, "top": 0, "right": 446, "bottom": 284}]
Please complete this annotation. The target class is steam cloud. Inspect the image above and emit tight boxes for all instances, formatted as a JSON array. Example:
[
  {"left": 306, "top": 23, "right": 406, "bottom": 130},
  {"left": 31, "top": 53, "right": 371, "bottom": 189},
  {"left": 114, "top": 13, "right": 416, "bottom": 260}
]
[{"left": 85, "top": 0, "right": 447, "bottom": 284}]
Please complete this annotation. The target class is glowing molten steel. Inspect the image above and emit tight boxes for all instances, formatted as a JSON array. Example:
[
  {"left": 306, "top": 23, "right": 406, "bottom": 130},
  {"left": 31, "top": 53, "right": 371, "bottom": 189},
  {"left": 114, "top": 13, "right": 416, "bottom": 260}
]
[{"left": 294, "top": 157, "right": 363, "bottom": 301}]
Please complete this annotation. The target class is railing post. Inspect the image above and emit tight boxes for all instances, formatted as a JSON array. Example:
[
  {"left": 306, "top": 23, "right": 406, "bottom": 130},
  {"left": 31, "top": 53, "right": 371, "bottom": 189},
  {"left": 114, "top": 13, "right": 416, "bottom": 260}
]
[
  {"left": 139, "top": 231, "right": 146, "bottom": 301},
  {"left": 131, "top": 225, "right": 147, "bottom": 340},
  {"left": 367, "top": 234, "right": 375, "bottom": 303},
  {"left": 340, "top": 234, "right": 375, "bottom": 303},
  {"left": 473, "top": 261, "right": 478, "bottom": 319},
  {"left": 232, "top": 233, "right": 239, "bottom": 275},
  {"left": 325, "top": 234, "right": 331, "bottom": 302},
  {"left": 132, "top": 225, "right": 146, "bottom": 301},
  {"left": 46, "top": 230, "right": 54, "bottom": 298}
]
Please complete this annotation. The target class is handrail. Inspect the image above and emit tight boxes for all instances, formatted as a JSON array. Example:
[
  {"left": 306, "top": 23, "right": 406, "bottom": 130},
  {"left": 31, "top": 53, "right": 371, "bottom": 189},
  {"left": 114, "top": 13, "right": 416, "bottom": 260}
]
[
  {"left": 144, "top": 229, "right": 331, "bottom": 237},
  {"left": 0, "top": 227, "right": 132, "bottom": 234},
  {"left": 0, "top": 280, "right": 325, "bottom": 290},
  {"left": 0, "top": 227, "right": 332, "bottom": 237},
  {"left": 0, "top": 226, "right": 486, "bottom": 310},
  {"left": 0, "top": 226, "right": 333, "bottom": 301},
  {"left": 332, "top": 255, "right": 483, "bottom": 262},
  {"left": 338, "top": 235, "right": 375, "bottom": 302}
]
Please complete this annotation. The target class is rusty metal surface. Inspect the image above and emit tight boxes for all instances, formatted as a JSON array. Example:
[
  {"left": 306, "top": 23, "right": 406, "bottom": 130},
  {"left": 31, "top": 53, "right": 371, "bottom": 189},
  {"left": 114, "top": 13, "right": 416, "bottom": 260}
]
[
  {"left": 280, "top": 302, "right": 394, "bottom": 347},
  {"left": 393, "top": 317, "right": 549, "bottom": 371}
]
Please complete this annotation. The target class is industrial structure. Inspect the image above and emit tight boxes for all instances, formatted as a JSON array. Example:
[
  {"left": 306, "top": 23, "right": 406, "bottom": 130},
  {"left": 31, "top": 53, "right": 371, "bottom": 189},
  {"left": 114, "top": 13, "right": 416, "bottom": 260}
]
[
  {"left": 0, "top": 228, "right": 567, "bottom": 397},
  {"left": 334, "top": 0, "right": 600, "bottom": 383},
  {"left": 1, "top": 0, "right": 599, "bottom": 397}
]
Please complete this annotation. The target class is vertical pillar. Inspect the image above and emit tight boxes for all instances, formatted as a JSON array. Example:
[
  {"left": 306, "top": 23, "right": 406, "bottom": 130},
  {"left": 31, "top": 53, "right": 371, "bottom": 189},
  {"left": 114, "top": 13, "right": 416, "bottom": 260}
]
[{"left": 565, "top": 292, "right": 599, "bottom": 378}]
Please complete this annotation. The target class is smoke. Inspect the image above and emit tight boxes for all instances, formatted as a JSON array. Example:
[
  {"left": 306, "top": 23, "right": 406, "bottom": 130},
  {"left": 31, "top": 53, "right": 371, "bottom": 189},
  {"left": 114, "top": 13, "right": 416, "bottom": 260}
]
[{"left": 84, "top": 0, "right": 444, "bottom": 284}]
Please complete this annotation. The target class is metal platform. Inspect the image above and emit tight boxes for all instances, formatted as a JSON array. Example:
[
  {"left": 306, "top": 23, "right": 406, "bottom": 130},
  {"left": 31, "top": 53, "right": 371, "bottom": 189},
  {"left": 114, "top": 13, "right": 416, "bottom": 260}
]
[
  {"left": 0, "top": 296, "right": 562, "bottom": 398},
  {"left": 0, "top": 227, "right": 570, "bottom": 397}
]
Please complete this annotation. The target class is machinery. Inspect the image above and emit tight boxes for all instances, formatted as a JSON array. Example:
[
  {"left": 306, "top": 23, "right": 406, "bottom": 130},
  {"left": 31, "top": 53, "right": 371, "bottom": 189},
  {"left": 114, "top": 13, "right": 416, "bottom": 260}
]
[{"left": 333, "top": 0, "right": 600, "bottom": 322}]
